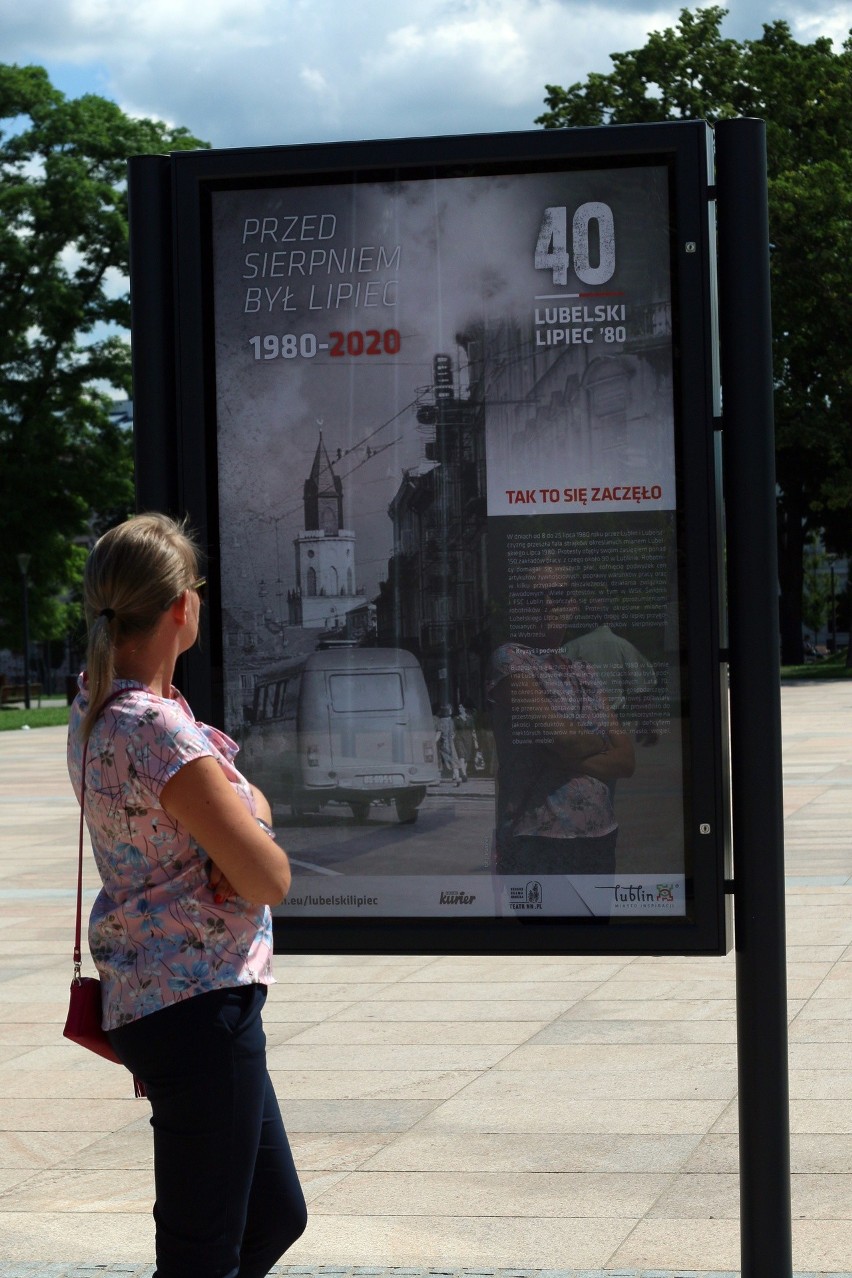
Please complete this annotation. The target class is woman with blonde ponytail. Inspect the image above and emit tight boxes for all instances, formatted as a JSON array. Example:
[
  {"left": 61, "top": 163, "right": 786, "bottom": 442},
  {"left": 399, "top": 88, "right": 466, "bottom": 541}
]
[{"left": 68, "top": 513, "right": 306, "bottom": 1278}]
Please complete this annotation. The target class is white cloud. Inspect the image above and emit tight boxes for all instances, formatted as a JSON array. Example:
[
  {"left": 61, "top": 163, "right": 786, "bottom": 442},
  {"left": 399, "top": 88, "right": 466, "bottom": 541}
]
[
  {"left": 1, "top": 0, "right": 848, "bottom": 150},
  {"left": 68, "top": 0, "right": 274, "bottom": 48},
  {"left": 792, "top": 3, "right": 852, "bottom": 45}
]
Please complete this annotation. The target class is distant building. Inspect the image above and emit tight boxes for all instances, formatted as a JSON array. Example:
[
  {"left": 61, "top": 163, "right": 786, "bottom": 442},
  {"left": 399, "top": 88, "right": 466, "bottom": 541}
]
[
  {"left": 376, "top": 355, "right": 489, "bottom": 712},
  {"left": 109, "top": 399, "right": 134, "bottom": 431},
  {"left": 376, "top": 306, "right": 679, "bottom": 712}
]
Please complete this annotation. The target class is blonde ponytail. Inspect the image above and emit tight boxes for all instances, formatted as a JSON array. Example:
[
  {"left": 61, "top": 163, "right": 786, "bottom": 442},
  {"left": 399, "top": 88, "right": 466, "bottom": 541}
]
[{"left": 80, "top": 514, "right": 200, "bottom": 740}]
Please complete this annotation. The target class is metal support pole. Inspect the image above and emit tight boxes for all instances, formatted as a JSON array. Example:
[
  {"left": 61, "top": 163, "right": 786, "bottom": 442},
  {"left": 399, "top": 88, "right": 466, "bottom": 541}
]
[
  {"left": 21, "top": 573, "right": 31, "bottom": 711},
  {"left": 830, "top": 563, "right": 837, "bottom": 652},
  {"left": 715, "top": 117, "right": 792, "bottom": 1278},
  {"left": 17, "top": 554, "right": 31, "bottom": 712}
]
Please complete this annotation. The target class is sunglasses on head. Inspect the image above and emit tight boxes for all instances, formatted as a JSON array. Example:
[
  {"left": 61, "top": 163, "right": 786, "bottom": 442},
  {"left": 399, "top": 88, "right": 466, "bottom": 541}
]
[{"left": 163, "top": 577, "right": 207, "bottom": 610}]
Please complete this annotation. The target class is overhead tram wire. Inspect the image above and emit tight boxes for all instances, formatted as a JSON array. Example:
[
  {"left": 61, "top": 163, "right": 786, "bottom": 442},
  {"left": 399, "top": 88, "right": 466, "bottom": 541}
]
[{"left": 246, "top": 397, "right": 420, "bottom": 527}]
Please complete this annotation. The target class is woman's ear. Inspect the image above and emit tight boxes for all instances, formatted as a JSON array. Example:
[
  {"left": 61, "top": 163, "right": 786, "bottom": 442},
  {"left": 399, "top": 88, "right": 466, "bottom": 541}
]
[{"left": 169, "top": 590, "right": 189, "bottom": 626}]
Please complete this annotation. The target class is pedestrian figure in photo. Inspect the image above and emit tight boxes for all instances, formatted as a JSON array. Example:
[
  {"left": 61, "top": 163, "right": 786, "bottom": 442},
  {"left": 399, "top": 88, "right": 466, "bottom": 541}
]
[
  {"left": 453, "top": 703, "right": 480, "bottom": 782},
  {"left": 562, "top": 611, "right": 660, "bottom": 746},
  {"left": 436, "top": 703, "right": 463, "bottom": 785}
]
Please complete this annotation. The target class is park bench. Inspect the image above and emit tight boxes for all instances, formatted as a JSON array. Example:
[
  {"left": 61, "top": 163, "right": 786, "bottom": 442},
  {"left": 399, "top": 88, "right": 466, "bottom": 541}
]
[{"left": 0, "top": 684, "right": 43, "bottom": 707}]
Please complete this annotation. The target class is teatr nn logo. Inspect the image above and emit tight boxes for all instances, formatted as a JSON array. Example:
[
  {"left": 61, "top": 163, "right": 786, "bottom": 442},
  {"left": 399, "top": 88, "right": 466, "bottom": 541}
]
[{"left": 508, "top": 881, "right": 543, "bottom": 911}]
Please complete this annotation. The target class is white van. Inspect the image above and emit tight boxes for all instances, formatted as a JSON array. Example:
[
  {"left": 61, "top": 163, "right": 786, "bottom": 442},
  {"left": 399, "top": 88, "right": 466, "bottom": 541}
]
[{"left": 242, "top": 647, "right": 439, "bottom": 824}]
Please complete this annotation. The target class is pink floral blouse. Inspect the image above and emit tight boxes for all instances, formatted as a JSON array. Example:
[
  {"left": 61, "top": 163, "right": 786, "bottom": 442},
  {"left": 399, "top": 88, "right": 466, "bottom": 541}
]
[{"left": 67, "top": 676, "right": 274, "bottom": 1029}]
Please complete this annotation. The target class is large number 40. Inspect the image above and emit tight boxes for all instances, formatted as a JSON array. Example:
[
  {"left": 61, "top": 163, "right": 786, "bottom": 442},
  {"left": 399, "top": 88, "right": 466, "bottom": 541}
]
[{"left": 535, "top": 203, "right": 615, "bottom": 286}]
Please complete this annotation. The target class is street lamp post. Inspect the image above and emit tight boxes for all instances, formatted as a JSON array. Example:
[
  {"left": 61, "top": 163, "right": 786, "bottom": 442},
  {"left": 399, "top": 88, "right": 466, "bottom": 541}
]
[
  {"left": 16, "top": 554, "right": 32, "bottom": 711},
  {"left": 830, "top": 561, "right": 837, "bottom": 653}
]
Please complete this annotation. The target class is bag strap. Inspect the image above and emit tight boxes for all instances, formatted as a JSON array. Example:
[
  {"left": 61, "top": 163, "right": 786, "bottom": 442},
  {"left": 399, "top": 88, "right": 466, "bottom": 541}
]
[
  {"left": 73, "top": 744, "right": 87, "bottom": 978},
  {"left": 74, "top": 688, "right": 132, "bottom": 977}
]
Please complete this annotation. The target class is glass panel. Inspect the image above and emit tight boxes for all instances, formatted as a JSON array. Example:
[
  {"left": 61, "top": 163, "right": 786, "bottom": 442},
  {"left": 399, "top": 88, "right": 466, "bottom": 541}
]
[{"left": 210, "top": 157, "right": 695, "bottom": 927}]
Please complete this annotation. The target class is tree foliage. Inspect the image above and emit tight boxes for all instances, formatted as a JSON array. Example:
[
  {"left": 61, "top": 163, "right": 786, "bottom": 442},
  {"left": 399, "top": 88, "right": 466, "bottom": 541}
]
[
  {"left": 0, "top": 64, "right": 207, "bottom": 653},
  {"left": 537, "top": 7, "right": 852, "bottom": 662}
]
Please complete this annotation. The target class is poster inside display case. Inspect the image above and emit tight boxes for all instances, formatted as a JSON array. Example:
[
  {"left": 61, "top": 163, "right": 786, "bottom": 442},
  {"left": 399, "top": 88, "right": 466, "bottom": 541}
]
[{"left": 130, "top": 122, "right": 730, "bottom": 954}]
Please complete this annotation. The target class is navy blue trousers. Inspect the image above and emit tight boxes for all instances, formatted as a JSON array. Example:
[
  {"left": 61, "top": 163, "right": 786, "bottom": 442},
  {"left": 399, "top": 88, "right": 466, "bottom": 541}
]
[{"left": 109, "top": 985, "right": 307, "bottom": 1278}]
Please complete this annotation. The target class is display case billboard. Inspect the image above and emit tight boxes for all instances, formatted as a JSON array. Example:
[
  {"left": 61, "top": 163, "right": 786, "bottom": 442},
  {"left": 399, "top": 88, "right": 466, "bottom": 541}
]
[{"left": 129, "top": 122, "right": 730, "bottom": 954}]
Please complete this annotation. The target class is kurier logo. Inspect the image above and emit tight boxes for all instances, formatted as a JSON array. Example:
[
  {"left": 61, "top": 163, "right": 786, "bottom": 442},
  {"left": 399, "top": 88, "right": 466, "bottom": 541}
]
[
  {"left": 439, "top": 890, "right": 477, "bottom": 906},
  {"left": 508, "top": 881, "right": 543, "bottom": 911}
]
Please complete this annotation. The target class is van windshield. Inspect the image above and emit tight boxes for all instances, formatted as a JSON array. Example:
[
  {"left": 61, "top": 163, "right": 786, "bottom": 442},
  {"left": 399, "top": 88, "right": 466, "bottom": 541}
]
[{"left": 328, "top": 672, "right": 404, "bottom": 713}]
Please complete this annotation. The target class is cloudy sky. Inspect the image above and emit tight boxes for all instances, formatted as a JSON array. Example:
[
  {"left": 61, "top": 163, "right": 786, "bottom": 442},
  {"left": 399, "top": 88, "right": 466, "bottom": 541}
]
[{"left": 2, "top": 0, "right": 849, "bottom": 150}]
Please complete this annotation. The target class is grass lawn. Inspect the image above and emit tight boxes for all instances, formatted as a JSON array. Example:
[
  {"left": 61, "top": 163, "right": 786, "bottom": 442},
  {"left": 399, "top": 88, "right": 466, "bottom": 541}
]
[
  {"left": 0, "top": 704, "right": 70, "bottom": 731},
  {"left": 780, "top": 650, "right": 852, "bottom": 680}
]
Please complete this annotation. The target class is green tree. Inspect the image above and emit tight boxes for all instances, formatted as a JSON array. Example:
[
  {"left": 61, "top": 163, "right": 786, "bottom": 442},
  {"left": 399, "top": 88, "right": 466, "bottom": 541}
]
[
  {"left": 537, "top": 7, "right": 852, "bottom": 663},
  {"left": 0, "top": 64, "right": 208, "bottom": 656}
]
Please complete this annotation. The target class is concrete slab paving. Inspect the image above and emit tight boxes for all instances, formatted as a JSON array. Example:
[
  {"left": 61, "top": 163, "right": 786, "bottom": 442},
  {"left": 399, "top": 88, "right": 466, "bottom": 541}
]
[
  {"left": 0, "top": 1268, "right": 849, "bottom": 1278},
  {"left": 266, "top": 1069, "right": 480, "bottom": 1101},
  {"left": 307, "top": 1170, "right": 675, "bottom": 1219},
  {"left": 0, "top": 680, "right": 851, "bottom": 1274},
  {"left": 0, "top": 1267, "right": 850, "bottom": 1278},
  {"left": 360, "top": 1133, "right": 704, "bottom": 1175}
]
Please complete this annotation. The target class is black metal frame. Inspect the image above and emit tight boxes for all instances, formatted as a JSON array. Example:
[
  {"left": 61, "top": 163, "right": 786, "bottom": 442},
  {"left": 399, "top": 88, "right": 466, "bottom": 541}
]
[{"left": 128, "top": 120, "right": 730, "bottom": 957}]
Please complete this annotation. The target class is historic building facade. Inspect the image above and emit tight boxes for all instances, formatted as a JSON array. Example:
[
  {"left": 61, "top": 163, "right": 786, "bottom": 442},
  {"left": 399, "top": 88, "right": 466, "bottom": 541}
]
[{"left": 288, "top": 434, "right": 367, "bottom": 629}]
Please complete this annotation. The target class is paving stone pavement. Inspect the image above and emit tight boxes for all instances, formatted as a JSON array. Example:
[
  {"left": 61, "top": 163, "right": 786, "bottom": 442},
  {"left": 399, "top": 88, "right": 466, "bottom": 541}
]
[
  {"left": 2, "top": 1270, "right": 852, "bottom": 1278},
  {"left": 0, "top": 681, "right": 851, "bottom": 1275},
  {"left": 1, "top": 1268, "right": 851, "bottom": 1278}
]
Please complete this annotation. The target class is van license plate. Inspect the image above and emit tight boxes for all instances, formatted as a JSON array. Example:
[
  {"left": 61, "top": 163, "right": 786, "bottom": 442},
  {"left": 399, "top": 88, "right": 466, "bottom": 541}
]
[{"left": 363, "top": 774, "right": 403, "bottom": 787}]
